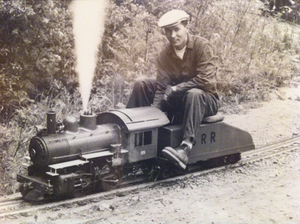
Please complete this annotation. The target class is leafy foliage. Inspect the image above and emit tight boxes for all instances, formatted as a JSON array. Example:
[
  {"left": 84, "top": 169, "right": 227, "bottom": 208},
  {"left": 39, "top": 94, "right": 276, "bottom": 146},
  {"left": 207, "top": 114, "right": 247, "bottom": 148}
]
[
  {"left": 0, "top": 0, "right": 76, "bottom": 122},
  {"left": 261, "top": 0, "right": 300, "bottom": 24}
]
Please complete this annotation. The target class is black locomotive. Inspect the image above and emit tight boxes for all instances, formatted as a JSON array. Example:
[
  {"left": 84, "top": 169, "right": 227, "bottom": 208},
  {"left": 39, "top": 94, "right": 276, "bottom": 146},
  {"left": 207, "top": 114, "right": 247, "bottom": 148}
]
[{"left": 17, "top": 106, "right": 255, "bottom": 201}]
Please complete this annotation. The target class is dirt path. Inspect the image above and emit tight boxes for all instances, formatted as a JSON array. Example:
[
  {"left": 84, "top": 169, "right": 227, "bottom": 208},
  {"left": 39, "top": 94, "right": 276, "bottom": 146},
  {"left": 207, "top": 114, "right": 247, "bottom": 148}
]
[
  {"left": 2, "top": 86, "right": 300, "bottom": 224},
  {"left": 224, "top": 86, "right": 300, "bottom": 147}
]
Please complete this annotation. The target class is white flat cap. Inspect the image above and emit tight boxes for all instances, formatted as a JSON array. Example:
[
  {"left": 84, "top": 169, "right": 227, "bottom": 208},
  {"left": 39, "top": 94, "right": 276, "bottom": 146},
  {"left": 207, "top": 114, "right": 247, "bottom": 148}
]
[{"left": 158, "top": 9, "right": 189, "bottom": 28}]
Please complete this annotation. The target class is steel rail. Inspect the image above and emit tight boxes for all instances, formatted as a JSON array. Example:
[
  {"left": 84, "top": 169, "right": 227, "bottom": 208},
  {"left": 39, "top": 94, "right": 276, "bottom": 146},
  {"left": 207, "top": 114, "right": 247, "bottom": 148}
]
[{"left": 0, "top": 136, "right": 299, "bottom": 219}]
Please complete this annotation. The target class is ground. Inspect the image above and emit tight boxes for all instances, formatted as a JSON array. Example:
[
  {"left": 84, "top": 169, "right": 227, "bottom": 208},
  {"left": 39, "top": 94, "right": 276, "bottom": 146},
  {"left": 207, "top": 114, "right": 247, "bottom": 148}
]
[
  {"left": 3, "top": 85, "right": 300, "bottom": 224},
  {"left": 224, "top": 86, "right": 300, "bottom": 147}
]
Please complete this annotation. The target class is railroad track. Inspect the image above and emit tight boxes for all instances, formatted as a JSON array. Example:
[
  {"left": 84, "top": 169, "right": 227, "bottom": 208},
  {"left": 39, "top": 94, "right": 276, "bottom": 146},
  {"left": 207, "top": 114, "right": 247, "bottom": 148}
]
[
  {"left": 0, "top": 136, "right": 299, "bottom": 220},
  {"left": 0, "top": 197, "right": 24, "bottom": 213},
  {"left": 242, "top": 136, "right": 300, "bottom": 162}
]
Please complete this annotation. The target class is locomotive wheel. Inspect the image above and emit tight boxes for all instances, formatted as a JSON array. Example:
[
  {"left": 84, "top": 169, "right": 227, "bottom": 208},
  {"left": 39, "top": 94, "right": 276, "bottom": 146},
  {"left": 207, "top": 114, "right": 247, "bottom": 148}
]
[
  {"left": 21, "top": 187, "right": 43, "bottom": 201},
  {"left": 160, "top": 169, "right": 170, "bottom": 179},
  {"left": 141, "top": 164, "right": 153, "bottom": 176},
  {"left": 20, "top": 183, "right": 31, "bottom": 198},
  {"left": 204, "top": 156, "right": 227, "bottom": 168},
  {"left": 100, "top": 170, "right": 122, "bottom": 191},
  {"left": 158, "top": 167, "right": 176, "bottom": 180},
  {"left": 204, "top": 153, "right": 242, "bottom": 168},
  {"left": 228, "top": 153, "right": 241, "bottom": 164}
]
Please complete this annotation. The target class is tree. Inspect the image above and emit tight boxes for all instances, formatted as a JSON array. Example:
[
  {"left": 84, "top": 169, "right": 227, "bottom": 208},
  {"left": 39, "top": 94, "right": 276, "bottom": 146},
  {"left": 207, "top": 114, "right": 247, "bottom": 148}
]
[{"left": 0, "top": 0, "right": 75, "bottom": 122}]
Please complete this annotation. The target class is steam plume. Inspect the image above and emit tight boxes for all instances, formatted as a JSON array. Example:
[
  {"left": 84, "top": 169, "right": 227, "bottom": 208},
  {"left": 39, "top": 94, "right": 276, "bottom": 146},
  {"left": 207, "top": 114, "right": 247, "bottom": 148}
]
[{"left": 70, "top": 0, "right": 107, "bottom": 111}]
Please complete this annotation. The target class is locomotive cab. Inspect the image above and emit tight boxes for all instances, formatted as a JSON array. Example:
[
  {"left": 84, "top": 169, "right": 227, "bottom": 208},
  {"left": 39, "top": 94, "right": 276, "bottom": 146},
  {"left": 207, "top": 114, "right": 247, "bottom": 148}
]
[{"left": 97, "top": 107, "right": 169, "bottom": 163}]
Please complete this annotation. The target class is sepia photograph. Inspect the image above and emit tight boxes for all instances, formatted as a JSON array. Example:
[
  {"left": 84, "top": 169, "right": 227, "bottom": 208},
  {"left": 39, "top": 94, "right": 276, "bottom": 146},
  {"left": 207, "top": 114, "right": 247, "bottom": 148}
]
[{"left": 0, "top": 0, "right": 300, "bottom": 223}]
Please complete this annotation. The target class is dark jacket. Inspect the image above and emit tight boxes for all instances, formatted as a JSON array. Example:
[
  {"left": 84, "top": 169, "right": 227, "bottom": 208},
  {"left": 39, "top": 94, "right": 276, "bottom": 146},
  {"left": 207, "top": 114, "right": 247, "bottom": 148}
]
[{"left": 153, "top": 34, "right": 218, "bottom": 109}]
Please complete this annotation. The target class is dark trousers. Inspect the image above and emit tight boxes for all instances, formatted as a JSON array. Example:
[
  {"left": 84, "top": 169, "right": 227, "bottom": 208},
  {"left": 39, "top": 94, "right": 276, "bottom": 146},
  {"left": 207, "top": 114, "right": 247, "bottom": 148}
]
[{"left": 126, "top": 77, "right": 219, "bottom": 141}]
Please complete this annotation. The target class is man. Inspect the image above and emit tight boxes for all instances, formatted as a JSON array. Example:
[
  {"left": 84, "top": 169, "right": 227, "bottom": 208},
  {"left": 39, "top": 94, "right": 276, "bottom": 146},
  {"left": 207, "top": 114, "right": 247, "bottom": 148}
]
[{"left": 126, "top": 9, "right": 219, "bottom": 169}]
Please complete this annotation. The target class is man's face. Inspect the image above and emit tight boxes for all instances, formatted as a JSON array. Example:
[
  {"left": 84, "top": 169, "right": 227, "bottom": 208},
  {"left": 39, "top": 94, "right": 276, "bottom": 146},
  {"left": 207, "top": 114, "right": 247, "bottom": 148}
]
[{"left": 164, "top": 22, "right": 188, "bottom": 50}]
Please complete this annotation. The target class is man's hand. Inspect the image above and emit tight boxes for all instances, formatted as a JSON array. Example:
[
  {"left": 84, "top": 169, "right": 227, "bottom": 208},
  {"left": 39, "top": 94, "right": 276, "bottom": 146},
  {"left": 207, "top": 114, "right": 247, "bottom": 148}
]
[{"left": 164, "top": 85, "right": 177, "bottom": 101}]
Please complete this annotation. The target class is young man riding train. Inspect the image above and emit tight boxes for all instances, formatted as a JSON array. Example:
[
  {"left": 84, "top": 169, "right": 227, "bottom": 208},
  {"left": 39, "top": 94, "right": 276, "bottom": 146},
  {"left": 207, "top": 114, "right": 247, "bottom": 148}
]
[{"left": 126, "top": 9, "right": 219, "bottom": 169}]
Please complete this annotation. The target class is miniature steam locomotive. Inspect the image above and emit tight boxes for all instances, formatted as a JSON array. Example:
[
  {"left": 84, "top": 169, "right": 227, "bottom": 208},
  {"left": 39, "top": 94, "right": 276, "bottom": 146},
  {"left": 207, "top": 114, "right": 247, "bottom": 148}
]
[{"left": 17, "top": 107, "right": 255, "bottom": 201}]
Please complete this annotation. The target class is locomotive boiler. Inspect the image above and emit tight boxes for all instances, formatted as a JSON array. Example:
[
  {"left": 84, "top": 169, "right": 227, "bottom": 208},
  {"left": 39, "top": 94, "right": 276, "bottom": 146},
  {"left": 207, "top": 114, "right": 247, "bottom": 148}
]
[
  {"left": 29, "top": 112, "right": 121, "bottom": 167},
  {"left": 17, "top": 106, "right": 255, "bottom": 201}
]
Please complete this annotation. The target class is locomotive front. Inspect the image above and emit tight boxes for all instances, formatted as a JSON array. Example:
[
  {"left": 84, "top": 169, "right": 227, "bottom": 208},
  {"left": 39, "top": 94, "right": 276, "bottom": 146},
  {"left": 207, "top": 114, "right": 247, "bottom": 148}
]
[{"left": 17, "top": 111, "right": 123, "bottom": 200}]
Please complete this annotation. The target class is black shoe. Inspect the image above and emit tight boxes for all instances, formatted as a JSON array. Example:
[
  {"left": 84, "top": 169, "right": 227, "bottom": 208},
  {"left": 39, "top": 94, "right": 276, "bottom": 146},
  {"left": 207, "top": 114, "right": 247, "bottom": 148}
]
[{"left": 161, "top": 144, "right": 190, "bottom": 169}]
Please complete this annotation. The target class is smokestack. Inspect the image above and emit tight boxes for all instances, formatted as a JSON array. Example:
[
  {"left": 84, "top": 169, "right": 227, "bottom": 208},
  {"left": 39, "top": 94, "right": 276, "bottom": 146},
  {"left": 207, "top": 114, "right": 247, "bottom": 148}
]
[
  {"left": 47, "top": 111, "right": 56, "bottom": 134},
  {"left": 80, "top": 113, "right": 97, "bottom": 130}
]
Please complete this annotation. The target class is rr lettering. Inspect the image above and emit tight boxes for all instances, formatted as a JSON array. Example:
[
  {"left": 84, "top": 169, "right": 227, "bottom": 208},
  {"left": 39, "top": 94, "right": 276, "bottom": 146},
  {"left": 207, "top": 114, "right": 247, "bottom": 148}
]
[
  {"left": 201, "top": 132, "right": 216, "bottom": 144},
  {"left": 201, "top": 134, "right": 206, "bottom": 144},
  {"left": 211, "top": 132, "right": 216, "bottom": 143}
]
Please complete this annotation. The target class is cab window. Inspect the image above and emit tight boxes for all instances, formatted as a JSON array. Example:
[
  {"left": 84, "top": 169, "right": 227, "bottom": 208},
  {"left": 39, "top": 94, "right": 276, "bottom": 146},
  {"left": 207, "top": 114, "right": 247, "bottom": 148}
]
[{"left": 135, "top": 131, "right": 152, "bottom": 147}]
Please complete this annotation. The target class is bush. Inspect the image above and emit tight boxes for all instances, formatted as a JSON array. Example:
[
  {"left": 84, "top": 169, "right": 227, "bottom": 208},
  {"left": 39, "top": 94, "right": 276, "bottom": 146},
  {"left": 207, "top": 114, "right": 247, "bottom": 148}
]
[
  {"left": 0, "top": 0, "right": 76, "bottom": 123},
  {"left": 0, "top": 79, "right": 82, "bottom": 195},
  {"left": 261, "top": 0, "right": 300, "bottom": 24}
]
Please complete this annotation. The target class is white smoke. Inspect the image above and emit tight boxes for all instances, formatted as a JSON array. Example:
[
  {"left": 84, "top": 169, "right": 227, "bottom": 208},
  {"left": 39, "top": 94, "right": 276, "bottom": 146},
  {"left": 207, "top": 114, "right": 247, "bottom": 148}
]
[{"left": 70, "top": 0, "right": 107, "bottom": 112}]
